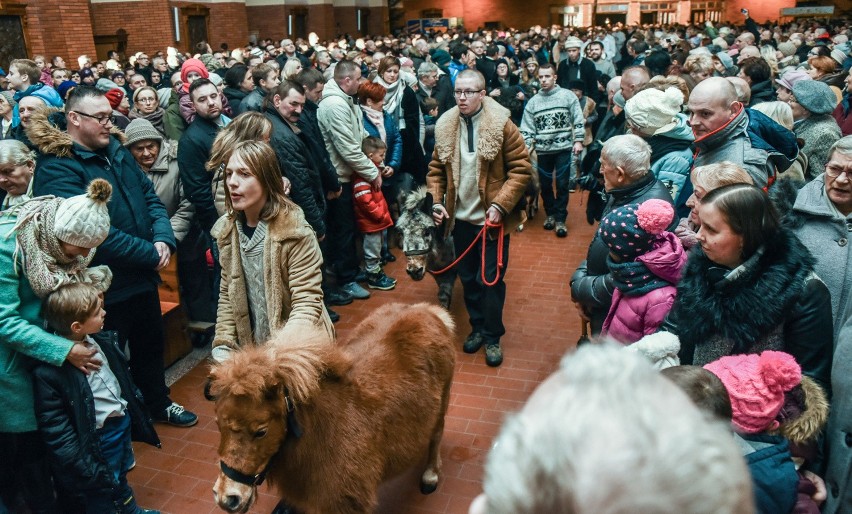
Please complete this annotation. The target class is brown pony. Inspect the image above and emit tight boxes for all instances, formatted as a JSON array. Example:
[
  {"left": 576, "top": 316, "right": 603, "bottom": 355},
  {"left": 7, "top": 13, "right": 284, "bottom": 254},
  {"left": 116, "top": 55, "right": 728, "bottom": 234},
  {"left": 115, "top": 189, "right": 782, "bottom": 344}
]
[{"left": 209, "top": 302, "right": 456, "bottom": 513}]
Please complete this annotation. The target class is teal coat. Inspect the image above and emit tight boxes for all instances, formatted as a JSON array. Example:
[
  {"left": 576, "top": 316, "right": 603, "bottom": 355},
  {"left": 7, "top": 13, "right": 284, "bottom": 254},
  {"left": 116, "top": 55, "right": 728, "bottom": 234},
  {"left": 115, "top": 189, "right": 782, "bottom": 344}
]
[{"left": 0, "top": 215, "right": 74, "bottom": 433}]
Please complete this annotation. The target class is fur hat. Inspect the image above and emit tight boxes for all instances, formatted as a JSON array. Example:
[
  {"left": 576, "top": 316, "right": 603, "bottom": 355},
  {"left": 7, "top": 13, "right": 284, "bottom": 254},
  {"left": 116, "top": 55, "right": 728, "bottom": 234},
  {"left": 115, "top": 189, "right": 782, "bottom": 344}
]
[
  {"left": 793, "top": 79, "right": 838, "bottom": 115},
  {"left": 776, "top": 70, "right": 811, "bottom": 91},
  {"left": 104, "top": 88, "right": 124, "bottom": 110},
  {"left": 564, "top": 37, "right": 583, "bottom": 50},
  {"left": 53, "top": 179, "right": 113, "bottom": 248},
  {"left": 625, "top": 87, "right": 683, "bottom": 137},
  {"left": 704, "top": 351, "right": 801, "bottom": 434},
  {"left": 626, "top": 332, "right": 681, "bottom": 370},
  {"left": 123, "top": 118, "right": 163, "bottom": 147},
  {"left": 777, "top": 42, "right": 797, "bottom": 57},
  {"left": 599, "top": 199, "right": 675, "bottom": 261}
]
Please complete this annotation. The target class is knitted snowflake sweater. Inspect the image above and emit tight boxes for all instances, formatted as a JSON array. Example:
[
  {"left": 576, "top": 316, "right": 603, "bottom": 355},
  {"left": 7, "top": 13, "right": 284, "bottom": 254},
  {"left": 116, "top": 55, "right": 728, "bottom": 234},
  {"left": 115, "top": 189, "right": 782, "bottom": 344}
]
[{"left": 519, "top": 85, "right": 585, "bottom": 155}]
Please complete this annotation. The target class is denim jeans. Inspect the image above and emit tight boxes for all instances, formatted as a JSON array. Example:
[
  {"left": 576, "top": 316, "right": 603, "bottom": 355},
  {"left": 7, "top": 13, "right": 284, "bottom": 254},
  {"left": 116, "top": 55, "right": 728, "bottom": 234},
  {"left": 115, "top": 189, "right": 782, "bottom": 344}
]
[
  {"left": 536, "top": 151, "right": 573, "bottom": 223},
  {"left": 84, "top": 415, "right": 144, "bottom": 514}
]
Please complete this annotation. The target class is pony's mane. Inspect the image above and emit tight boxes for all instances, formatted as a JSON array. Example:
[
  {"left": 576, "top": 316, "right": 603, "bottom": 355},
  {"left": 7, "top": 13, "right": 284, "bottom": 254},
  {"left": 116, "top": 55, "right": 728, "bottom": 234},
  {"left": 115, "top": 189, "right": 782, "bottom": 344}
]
[
  {"left": 401, "top": 186, "right": 429, "bottom": 212},
  {"left": 210, "top": 328, "right": 336, "bottom": 404}
]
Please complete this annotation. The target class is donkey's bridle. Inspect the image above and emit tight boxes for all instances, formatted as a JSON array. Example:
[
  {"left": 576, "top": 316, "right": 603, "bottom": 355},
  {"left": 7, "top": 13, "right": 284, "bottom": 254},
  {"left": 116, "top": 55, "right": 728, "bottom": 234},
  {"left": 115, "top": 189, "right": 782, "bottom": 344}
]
[{"left": 218, "top": 391, "right": 303, "bottom": 487}]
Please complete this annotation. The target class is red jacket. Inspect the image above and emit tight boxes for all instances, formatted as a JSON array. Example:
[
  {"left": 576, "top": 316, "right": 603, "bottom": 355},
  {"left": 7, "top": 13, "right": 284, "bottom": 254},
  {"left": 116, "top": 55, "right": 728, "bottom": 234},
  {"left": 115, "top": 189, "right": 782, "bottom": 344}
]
[
  {"left": 352, "top": 173, "right": 393, "bottom": 234},
  {"left": 833, "top": 99, "right": 852, "bottom": 136}
]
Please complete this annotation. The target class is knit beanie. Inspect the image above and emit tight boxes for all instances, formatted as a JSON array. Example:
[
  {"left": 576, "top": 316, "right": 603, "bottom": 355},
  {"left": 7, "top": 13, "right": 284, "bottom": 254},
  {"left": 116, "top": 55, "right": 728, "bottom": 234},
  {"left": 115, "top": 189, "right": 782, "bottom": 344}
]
[
  {"left": 432, "top": 49, "right": 451, "bottom": 67},
  {"left": 123, "top": 118, "right": 163, "bottom": 147},
  {"left": 613, "top": 90, "right": 626, "bottom": 109},
  {"left": 104, "top": 88, "right": 124, "bottom": 110},
  {"left": 209, "top": 72, "right": 223, "bottom": 87},
  {"left": 56, "top": 81, "right": 77, "bottom": 102},
  {"left": 599, "top": 199, "right": 675, "bottom": 261},
  {"left": 776, "top": 70, "right": 811, "bottom": 91},
  {"left": 564, "top": 37, "right": 583, "bottom": 49},
  {"left": 95, "top": 78, "right": 120, "bottom": 93},
  {"left": 777, "top": 41, "right": 796, "bottom": 57},
  {"left": 0, "top": 90, "right": 16, "bottom": 108},
  {"left": 181, "top": 58, "right": 209, "bottom": 84},
  {"left": 53, "top": 179, "right": 112, "bottom": 248},
  {"left": 200, "top": 53, "right": 222, "bottom": 71},
  {"left": 793, "top": 80, "right": 838, "bottom": 115},
  {"left": 79, "top": 68, "right": 94, "bottom": 81},
  {"left": 715, "top": 51, "right": 734, "bottom": 71},
  {"left": 110, "top": 71, "right": 125, "bottom": 81},
  {"left": 831, "top": 48, "right": 848, "bottom": 66},
  {"left": 704, "top": 351, "right": 801, "bottom": 434},
  {"left": 625, "top": 87, "right": 683, "bottom": 137}
]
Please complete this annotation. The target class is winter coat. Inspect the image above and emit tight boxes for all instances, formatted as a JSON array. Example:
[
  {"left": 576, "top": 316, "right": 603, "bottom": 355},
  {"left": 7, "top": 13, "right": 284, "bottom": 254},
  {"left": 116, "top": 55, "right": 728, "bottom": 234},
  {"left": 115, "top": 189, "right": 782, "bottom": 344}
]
[
  {"left": 164, "top": 94, "right": 186, "bottom": 142},
  {"left": 571, "top": 173, "right": 676, "bottom": 333},
  {"left": 0, "top": 214, "right": 75, "bottom": 433},
  {"left": 794, "top": 115, "right": 843, "bottom": 181},
  {"left": 211, "top": 204, "right": 334, "bottom": 352},
  {"left": 298, "top": 99, "right": 341, "bottom": 196},
  {"left": 397, "top": 85, "right": 426, "bottom": 181},
  {"left": 447, "top": 61, "right": 466, "bottom": 85},
  {"left": 556, "top": 57, "right": 598, "bottom": 100},
  {"left": 415, "top": 74, "right": 456, "bottom": 117},
  {"left": 317, "top": 78, "right": 378, "bottom": 184},
  {"left": 824, "top": 317, "right": 852, "bottom": 513},
  {"left": 426, "top": 97, "right": 532, "bottom": 236},
  {"left": 648, "top": 114, "right": 694, "bottom": 211},
  {"left": 789, "top": 175, "right": 852, "bottom": 338},
  {"left": 602, "top": 232, "right": 686, "bottom": 344},
  {"left": 736, "top": 433, "right": 798, "bottom": 514},
  {"left": 362, "top": 108, "right": 402, "bottom": 172},
  {"left": 832, "top": 94, "right": 852, "bottom": 136},
  {"left": 265, "top": 105, "right": 327, "bottom": 238},
  {"left": 666, "top": 229, "right": 833, "bottom": 393},
  {"left": 31, "top": 331, "right": 160, "bottom": 494},
  {"left": 747, "top": 108, "right": 800, "bottom": 178},
  {"left": 178, "top": 115, "right": 227, "bottom": 233},
  {"left": 748, "top": 80, "right": 777, "bottom": 107},
  {"left": 352, "top": 174, "right": 393, "bottom": 233},
  {"left": 223, "top": 87, "right": 248, "bottom": 114},
  {"left": 142, "top": 140, "right": 195, "bottom": 245},
  {"left": 237, "top": 88, "right": 265, "bottom": 115},
  {"left": 29, "top": 113, "right": 175, "bottom": 305}
]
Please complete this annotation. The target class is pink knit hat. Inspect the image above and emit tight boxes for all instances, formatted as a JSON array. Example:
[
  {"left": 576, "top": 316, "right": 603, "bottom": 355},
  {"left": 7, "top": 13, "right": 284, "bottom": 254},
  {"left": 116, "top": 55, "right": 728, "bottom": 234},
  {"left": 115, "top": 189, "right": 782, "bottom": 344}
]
[{"left": 704, "top": 351, "right": 802, "bottom": 434}]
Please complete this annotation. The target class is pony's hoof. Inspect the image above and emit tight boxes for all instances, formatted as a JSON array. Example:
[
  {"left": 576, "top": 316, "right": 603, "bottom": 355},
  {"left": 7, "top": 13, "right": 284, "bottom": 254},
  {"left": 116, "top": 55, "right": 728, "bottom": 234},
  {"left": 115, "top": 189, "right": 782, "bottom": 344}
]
[{"left": 420, "top": 481, "right": 438, "bottom": 495}]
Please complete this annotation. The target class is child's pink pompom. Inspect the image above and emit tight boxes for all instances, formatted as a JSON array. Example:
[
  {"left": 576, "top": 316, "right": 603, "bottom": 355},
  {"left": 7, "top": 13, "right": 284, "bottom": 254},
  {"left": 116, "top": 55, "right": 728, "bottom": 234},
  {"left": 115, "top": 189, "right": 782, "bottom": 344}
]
[
  {"left": 636, "top": 199, "right": 674, "bottom": 235},
  {"left": 759, "top": 351, "right": 801, "bottom": 393}
]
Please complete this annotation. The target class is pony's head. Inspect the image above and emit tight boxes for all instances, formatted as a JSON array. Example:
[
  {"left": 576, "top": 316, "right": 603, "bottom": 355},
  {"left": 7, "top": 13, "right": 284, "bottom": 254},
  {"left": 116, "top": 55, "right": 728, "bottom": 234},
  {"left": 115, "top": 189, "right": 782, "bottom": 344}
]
[
  {"left": 397, "top": 187, "right": 438, "bottom": 280},
  {"left": 209, "top": 331, "right": 331, "bottom": 513}
]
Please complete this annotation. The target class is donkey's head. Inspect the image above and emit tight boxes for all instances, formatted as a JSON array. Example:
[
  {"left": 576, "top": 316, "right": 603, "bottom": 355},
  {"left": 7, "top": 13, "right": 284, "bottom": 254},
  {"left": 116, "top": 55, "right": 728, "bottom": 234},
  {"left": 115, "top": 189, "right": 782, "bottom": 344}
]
[
  {"left": 209, "top": 335, "right": 330, "bottom": 513},
  {"left": 397, "top": 187, "right": 438, "bottom": 281}
]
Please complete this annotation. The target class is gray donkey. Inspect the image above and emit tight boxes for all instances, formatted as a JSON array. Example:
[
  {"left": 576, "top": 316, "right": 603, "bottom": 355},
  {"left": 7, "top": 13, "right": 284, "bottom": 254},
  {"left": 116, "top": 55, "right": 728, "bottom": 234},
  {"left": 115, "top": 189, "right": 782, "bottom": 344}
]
[{"left": 396, "top": 186, "right": 457, "bottom": 308}]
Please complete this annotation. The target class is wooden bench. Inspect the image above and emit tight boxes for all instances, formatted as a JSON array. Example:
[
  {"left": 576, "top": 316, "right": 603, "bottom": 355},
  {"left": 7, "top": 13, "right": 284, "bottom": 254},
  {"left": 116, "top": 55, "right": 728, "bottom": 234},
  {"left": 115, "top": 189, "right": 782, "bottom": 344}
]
[{"left": 158, "top": 258, "right": 192, "bottom": 367}]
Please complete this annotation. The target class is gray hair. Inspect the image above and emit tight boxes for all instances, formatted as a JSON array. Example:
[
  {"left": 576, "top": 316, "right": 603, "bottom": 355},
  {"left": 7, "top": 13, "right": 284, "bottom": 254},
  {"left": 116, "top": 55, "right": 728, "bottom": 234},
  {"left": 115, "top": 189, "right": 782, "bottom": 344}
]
[
  {"left": 601, "top": 134, "right": 652, "bottom": 179},
  {"left": 0, "top": 140, "right": 36, "bottom": 167},
  {"left": 481, "top": 343, "right": 753, "bottom": 514},
  {"left": 829, "top": 135, "right": 852, "bottom": 160},
  {"left": 417, "top": 61, "right": 439, "bottom": 78}
]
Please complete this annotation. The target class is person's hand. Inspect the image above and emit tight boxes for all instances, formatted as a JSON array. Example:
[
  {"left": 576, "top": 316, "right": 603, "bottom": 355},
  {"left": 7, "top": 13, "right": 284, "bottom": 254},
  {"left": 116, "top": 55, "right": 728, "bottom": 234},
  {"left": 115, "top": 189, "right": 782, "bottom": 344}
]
[
  {"left": 802, "top": 470, "right": 827, "bottom": 505},
  {"left": 66, "top": 344, "right": 101, "bottom": 375},
  {"left": 154, "top": 242, "right": 171, "bottom": 271},
  {"left": 486, "top": 205, "right": 503, "bottom": 225},
  {"left": 382, "top": 166, "right": 394, "bottom": 178},
  {"left": 516, "top": 91, "right": 525, "bottom": 100},
  {"left": 371, "top": 174, "right": 383, "bottom": 191},
  {"left": 573, "top": 142, "right": 584, "bottom": 155},
  {"left": 432, "top": 204, "right": 449, "bottom": 225},
  {"left": 574, "top": 301, "right": 591, "bottom": 323},
  {"left": 489, "top": 89, "right": 501, "bottom": 97},
  {"left": 326, "top": 186, "right": 342, "bottom": 200},
  {"left": 282, "top": 176, "right": 292, "bottom": 196}
]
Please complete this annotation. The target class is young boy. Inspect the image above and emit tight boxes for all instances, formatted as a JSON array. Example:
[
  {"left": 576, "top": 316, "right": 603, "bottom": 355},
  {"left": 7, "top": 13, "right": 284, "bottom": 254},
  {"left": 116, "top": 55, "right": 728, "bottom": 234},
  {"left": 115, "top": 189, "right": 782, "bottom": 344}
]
[
  {"left": 353, "top": 136, "right": 396, "bottom": 290},
  {"left": 421, "top": 96, "right": 439, "bottom": 159},
  {"left": 32, "top": 282, "right": 160, "bottom": 514}
]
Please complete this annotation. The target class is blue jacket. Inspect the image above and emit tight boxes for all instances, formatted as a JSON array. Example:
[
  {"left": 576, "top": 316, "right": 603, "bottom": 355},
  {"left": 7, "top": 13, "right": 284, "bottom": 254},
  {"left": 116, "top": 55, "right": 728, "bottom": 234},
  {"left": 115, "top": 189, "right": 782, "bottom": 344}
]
[
  {"left": 447, "top": 61, "right": 466, "bottom": 86},
  {"left": 649, "top": 114, "right": 694, "bottom": 215},
  {"left": 738, "top": 433, "right": 798, "bottom": 514},
  {"left": 12, "top": 83, "right": 63, "bottom": 127},
  {"left": 29, "top": 115, "right": 175, "bottom": 304},
  {"left": 362, "top": 109, "right": 403, "bottom": 173},
  {"left": 747, "top": 108, "right": 799, "bottom": 176}
]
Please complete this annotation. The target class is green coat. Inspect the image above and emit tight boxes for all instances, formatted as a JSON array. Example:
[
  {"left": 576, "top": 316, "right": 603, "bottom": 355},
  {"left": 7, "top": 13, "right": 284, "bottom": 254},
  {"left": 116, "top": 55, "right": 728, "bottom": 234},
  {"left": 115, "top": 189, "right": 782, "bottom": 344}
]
[
  {"left": 165, "top": 95, "right": 187, "bottom": 142},
  {"left": 0, "top": 215, "right": 73, "bottom": 432}
]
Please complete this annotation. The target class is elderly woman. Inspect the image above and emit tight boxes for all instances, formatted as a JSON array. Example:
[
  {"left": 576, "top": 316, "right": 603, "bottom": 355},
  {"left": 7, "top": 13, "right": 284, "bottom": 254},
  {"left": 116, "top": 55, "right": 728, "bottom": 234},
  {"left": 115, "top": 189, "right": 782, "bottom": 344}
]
[
  {"left": 374, "top": 55, "right": 425, "bottom": 184},
  {"left": 0, "top": 180, "right": 111, "bottom": 512},
  {"left": 789, "top": 80, "right": 842, "bottom": 180},
  {"left": 808, "top": 55, "right": 844, "bottom": 88},
  {"left": 665, "top": 184, "right": 833, "bottom": 393},
  {"left": 681, "top": 54, "right": 714, "bottom": 90},
  {"left": 210, "top": 140, "right": 333, "bottom": 363},
  {"left": 0, "top": 91, "right": 14, "bottom": 139},
  {"left": 128, "top": 86, "right": 167, "bottom": 137},
  {"left": 0, "top": 140, "right": 35, "bottom": 210}
]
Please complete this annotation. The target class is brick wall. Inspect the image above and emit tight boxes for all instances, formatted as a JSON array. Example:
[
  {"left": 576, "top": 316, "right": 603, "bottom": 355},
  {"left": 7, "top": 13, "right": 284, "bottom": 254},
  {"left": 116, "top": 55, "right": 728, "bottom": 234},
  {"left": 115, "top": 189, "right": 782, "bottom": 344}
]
[
  {"left": 247, "top": 4, "right": 287, "bottom": 41},
  {"left": 168, "top": 1, "right": 249, "bottom": 52},
  {"left": 89, "top": 0, "right": 173, "bottom": 54},
  {"left": 21, "top": 0, "right": 97, "bottom": 64}
]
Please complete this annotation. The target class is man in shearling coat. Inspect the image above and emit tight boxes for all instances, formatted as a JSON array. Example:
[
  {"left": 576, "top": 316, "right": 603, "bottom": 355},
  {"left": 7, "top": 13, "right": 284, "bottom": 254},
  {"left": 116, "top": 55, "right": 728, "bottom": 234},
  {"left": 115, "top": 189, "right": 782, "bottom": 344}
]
[{"left": 428, "top": 69, "right": 532, "bottom": 367}]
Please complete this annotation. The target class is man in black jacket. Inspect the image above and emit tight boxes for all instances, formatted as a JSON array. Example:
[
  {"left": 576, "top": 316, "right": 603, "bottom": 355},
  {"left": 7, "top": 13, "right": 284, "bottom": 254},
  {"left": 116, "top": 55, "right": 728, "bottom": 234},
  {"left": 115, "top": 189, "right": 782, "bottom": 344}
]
[
  {"left": 32, "top": 86, "right": 197, "bottom": 427},
  {"left": 557, "top": 37, "right": 598, "bottom": 101},
  {"left": 570, "top": 134, "right": 676, "bottom": 334},
  {"left": 415, "top": 62, "right": 455, "bottom": 118},
  {"left": 178, "top": 79, "right": 228, "bottom": 235}
]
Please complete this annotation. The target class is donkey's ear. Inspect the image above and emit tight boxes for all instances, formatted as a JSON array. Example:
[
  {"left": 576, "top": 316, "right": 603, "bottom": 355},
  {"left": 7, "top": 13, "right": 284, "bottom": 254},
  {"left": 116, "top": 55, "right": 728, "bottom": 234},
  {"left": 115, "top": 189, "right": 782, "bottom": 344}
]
[{"left": 422, "top": 192, "right": 434, "bottom": 215}]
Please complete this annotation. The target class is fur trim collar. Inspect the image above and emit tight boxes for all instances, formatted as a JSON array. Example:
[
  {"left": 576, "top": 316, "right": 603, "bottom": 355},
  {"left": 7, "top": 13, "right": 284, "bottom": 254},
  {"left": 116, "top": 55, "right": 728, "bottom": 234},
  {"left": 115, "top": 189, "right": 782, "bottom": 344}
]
[
  {"left": 433, "top": 97, "right": 510, "bottom": 163},
  {"left": 673, "top": 229, "right": 815, "bottom": 351},
  {"left": 25, "top": 108, "right": 126, "bottom": 159},
  {"left": 778, "top": 376, "right": 829, "bottom": 445}
]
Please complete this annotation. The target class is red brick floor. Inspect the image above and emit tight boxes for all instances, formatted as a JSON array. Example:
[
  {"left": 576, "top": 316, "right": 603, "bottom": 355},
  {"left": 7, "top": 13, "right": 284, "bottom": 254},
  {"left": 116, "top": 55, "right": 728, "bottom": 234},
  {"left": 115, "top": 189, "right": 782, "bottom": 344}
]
[{"left": 128, "top": 195, "right": 597, "bottom": 514}]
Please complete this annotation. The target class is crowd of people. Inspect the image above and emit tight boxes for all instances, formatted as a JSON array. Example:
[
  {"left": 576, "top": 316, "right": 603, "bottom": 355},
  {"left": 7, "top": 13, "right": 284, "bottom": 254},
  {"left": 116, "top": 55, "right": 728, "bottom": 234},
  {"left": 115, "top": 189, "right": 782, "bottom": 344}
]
[{"left": 2, "top": 9, "right": 852, "bottom": 514}]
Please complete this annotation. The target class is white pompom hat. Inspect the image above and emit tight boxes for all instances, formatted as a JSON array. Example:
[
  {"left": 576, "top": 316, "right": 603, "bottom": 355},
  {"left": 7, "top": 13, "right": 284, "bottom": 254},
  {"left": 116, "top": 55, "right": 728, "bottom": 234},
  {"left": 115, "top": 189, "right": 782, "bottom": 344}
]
[{"left": 625, "top": 86, "right": 684, "bottom": 137}]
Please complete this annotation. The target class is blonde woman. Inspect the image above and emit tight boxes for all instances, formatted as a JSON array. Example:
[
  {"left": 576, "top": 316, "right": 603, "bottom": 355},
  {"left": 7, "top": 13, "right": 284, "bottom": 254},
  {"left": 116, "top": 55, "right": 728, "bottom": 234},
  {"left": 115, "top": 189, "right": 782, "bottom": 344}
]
[
  {"left": 211, "top": 140, "right": 333, "bottom": 363},
  {"left": 282, "top": 57, "right": 303, "bottom": 80},
  {"left": 750, "top": 101, "right": 807, "bottom": 181}
]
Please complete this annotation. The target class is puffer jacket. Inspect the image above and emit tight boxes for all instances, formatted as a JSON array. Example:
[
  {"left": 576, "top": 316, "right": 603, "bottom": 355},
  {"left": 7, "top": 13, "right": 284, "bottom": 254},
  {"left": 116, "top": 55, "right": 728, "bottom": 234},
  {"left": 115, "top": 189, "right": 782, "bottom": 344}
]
[
  {"left": 31, "top": 331, "right": 160, "bottom": 494},
  {"left": 648, "top": 114, "right": 694, "bottom": 212},
  {"left": 352, "top": 173, "right": 393, "bottom": 234},
  {"left": 737, "top": 434, "right": 799, "bottom": 514},
  {"left": 317, "top": 78, "right": 378, "bottom": 183},
  {"left": 602, "top": 232, "right": 686, "bottom": 344}
]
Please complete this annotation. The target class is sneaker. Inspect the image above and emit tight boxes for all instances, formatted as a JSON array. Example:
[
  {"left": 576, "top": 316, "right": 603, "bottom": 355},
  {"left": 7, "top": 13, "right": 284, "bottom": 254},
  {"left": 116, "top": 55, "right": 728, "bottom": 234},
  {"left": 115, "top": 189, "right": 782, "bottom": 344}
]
[
  {"left": 462, "top": 332, "right": 484, "bottom": 353},
  {"left": 326, "top": 306, "right": 340, "bottom": 323},
  {"left": 555, "top": 222, "right": 568, "bottom": 238},
  {"left": 484, "top": 343, "right": 503, "bottom": 367},
  {"left": 324, "top": 288, "right": 353, "bottom": 306},
  {"left": 543, "top": 216, "right": 555, "bottom": 230},
  {"left": 152, "top": 402, "right": 198, "bottom": 427},
  {"left": 340, "top": 281, "right": 370, "bottom": 299},
  {"left": 367, "top": 270, "right": 396, "bottom": 290},
  {"left": 355, "top": 269, "right": 368, "bottom": 283},
  {"left": 381, "top": 249, "right": 397, "bottom": 263}
]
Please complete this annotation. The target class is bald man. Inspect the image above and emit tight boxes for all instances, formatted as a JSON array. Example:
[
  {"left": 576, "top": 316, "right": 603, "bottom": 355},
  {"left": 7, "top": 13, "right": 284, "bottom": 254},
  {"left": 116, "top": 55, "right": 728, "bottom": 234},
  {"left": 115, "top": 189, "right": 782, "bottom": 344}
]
[
  {"left": 688, "top": 77, "right": 775, "bottom": 187},
  {"left": 620, "top": 65, "right": 650, "bottom": 102},
  {"left": 725, "top": 76, "right": 752, "bottom": 105}
]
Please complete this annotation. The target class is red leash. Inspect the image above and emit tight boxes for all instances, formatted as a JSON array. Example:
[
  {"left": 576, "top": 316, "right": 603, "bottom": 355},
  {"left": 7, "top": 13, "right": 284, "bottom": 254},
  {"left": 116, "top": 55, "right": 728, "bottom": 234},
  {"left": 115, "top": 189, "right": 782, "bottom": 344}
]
[{"left": 430, "top": 220, "right": 505, "bottom": 286}]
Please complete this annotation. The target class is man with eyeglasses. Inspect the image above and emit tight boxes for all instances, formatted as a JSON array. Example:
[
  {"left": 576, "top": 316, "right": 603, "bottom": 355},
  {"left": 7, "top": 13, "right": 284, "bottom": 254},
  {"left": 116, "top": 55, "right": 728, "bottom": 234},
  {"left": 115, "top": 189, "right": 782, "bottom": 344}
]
[
  {"left": 134, "top": 53, "right": 153, "bottom": 85},
  {"left": 32, "top": 86, "right": 198, "bottom": 428},
  {"left": 428, "top": 69, "right": 532, "bottom": 367},
  {"left": 415, "top": 62, "right": 455, "bottom": 118}
]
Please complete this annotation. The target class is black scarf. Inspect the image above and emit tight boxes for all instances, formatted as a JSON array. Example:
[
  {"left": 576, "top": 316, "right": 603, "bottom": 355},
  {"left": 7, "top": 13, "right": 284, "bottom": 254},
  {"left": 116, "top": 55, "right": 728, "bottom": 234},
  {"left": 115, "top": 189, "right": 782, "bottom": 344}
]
[
  {"left": 608, "top": 256, "right": 672, "bottom": 297},
  {"left": 648, "top": 134, "right": 693, "bottom": 165}
]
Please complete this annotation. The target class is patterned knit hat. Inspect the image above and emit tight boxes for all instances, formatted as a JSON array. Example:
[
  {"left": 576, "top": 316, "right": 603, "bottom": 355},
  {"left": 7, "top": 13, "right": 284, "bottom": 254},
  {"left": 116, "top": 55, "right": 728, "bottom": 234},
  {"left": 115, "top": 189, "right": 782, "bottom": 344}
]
[
  {"left": 599, "top": 199, "right": 674, "bottom": 261},
  {"left": 53, "top": 179, "right": 112, "bottom": 248},
  {"left": 704, "top": 351, "right": 801, "bottom": 434},
  {"left": 564, "top": 37, "right": 583, "bottom": 49}
]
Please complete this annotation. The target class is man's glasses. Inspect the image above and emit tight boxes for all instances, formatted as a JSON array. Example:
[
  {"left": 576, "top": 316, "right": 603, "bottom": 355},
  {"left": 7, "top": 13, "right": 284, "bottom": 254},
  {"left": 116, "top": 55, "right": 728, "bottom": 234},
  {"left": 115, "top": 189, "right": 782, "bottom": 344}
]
[
  {"left": 72, "top": 111, "right": 115, "bottom": 126},
  {"left": 453, "top": 89, "right": 483, "bottom": 98}
]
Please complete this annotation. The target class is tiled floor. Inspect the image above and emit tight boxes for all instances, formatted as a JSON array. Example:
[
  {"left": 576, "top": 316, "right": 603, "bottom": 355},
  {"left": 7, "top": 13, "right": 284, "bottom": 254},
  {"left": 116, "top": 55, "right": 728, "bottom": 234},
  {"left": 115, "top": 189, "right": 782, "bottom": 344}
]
[{"left": 129, "top": 195, "right": 597, "bottom": 514}]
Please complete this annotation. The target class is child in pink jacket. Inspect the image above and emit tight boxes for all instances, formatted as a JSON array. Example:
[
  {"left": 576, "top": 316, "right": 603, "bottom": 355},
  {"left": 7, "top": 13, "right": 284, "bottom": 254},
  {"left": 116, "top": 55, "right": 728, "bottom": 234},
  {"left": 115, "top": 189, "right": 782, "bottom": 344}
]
[{"left": 600, "top": 199, "right": 687, "bottom": 344}]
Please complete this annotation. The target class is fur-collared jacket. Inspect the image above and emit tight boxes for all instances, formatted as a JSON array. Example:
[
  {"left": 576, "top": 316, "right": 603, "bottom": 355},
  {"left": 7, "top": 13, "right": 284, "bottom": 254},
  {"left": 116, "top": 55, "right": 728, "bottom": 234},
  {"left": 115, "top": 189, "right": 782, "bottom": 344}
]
[
  {"left": 211, "top": 204, "right": 334, "bottom": 353},
  {"left": 665, "top": 229, "right": 834, "bottom": 394},
  {"left": 426, "top": 97, "right": 532, "bottom": 235}
]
